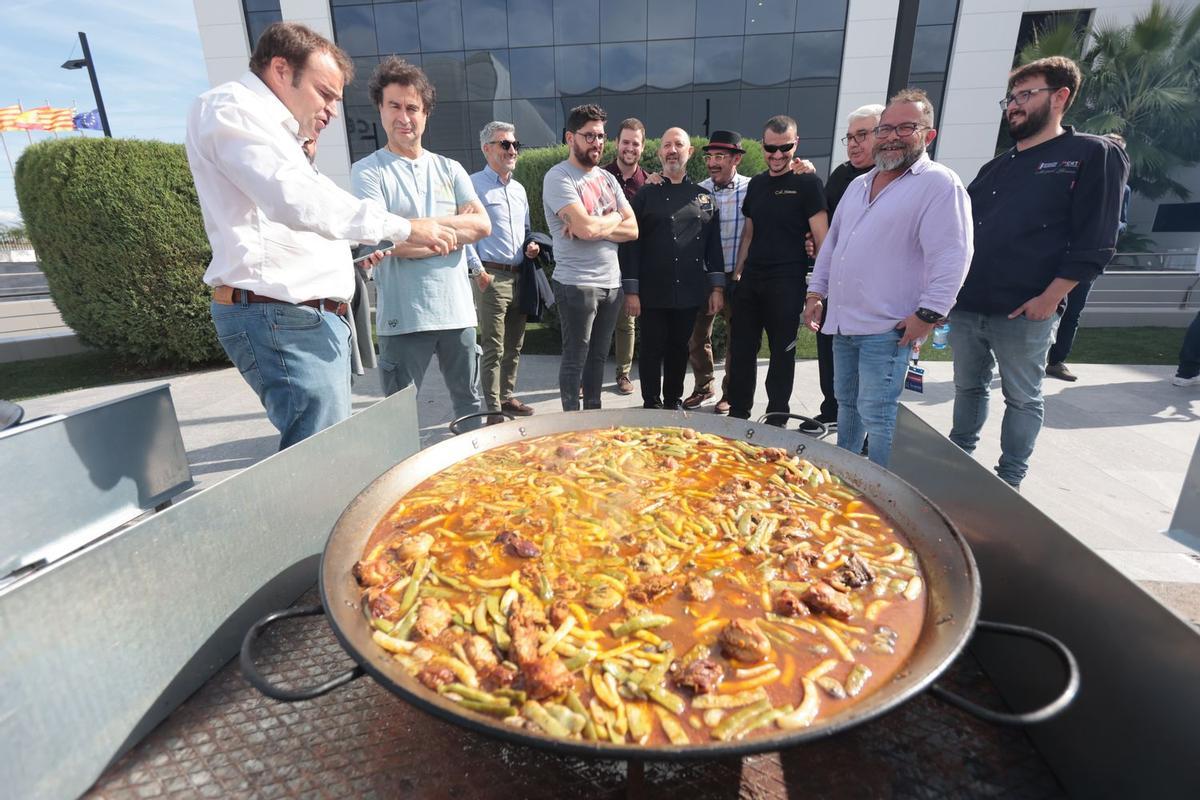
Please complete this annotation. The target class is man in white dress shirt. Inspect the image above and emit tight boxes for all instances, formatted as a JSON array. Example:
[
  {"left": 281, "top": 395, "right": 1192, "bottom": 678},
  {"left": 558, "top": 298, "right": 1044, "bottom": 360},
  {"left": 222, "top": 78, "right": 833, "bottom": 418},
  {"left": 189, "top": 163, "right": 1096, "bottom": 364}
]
[{"left": 185, "top": 22, "right": 454, "bottom": 448}]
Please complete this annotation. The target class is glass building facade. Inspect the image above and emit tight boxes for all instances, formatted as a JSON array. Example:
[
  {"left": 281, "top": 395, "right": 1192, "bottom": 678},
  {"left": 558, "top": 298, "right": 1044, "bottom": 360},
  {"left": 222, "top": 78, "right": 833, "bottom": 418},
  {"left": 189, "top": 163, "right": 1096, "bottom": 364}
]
[{"left": 323, "top": 0, "right": 850, "bottom": 176}]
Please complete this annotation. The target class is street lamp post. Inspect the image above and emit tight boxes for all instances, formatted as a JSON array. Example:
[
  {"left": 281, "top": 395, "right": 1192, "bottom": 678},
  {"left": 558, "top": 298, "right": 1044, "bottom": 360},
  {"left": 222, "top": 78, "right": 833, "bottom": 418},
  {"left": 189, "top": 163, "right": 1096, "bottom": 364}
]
[{"left": 60, "top": 31, "right": 111, "bottom": 137}]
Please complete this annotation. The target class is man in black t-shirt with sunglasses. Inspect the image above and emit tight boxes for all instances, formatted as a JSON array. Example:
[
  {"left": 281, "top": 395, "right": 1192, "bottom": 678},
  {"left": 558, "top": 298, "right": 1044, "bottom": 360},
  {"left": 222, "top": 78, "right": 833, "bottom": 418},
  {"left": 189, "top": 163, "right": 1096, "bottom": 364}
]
[{"left": 727, "top": 115, "right": 829, "bottom": 424}]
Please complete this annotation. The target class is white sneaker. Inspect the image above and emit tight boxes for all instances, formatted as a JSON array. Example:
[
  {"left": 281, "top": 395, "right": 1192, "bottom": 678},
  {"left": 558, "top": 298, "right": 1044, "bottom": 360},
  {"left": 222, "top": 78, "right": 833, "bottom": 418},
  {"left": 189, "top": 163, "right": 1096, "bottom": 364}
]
[{"left": 1172, "top": 374, "right": 1200, "bottom": 387}]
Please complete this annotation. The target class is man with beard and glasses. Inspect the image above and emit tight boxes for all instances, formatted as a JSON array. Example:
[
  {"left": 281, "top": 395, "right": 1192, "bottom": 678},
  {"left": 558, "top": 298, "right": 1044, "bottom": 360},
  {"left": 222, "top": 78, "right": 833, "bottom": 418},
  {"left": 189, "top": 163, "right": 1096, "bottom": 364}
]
[
  {"left": 543, "top": 104, "right": 639, "bottom": 411},
  {"left": 351, "top": 58, "right": 492, "bottom": 429},
  {"left": 602, "top": 118, "right": 656, "bottom": 396},
  {"left": 622, "top": 128, "right": 725, "bottom": 410},
  {"left": 799, "top": 103, "right": 885, "bottom": 436},
  {"left": 727, "top": 115, "right": 829, "bottom": 425},
  {"left": 949, "top": 56, "right": 1127, "bottom": 489},
  {"left": 188, "top": 22, "right": 454, "bottom": 450},
  {"left": 805, "top": 89, "right": 972, "bottom": 467}
]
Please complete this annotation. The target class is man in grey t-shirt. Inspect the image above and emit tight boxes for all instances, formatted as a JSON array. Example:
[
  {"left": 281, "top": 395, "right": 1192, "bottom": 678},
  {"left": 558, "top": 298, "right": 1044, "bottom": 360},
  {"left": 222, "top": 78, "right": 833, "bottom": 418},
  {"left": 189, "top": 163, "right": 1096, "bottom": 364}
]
[{"left": 542, "top": 104, "right": 638, "bottom": 411}]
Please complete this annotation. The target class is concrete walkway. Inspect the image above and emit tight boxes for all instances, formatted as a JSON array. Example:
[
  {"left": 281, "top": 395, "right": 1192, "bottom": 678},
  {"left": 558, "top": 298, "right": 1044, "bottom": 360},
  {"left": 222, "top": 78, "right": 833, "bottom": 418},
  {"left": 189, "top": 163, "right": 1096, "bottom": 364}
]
[{"left": 17, "top": 354, "right": 1200, "bottom": 622}]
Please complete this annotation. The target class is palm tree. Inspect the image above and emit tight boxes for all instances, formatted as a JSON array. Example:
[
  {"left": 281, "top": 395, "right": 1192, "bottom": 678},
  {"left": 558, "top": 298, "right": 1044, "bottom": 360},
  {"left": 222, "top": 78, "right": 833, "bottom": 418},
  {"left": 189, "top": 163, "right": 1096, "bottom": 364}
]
[{"left": 1018, "top": 1, "right": 1200, "bottom": 201}]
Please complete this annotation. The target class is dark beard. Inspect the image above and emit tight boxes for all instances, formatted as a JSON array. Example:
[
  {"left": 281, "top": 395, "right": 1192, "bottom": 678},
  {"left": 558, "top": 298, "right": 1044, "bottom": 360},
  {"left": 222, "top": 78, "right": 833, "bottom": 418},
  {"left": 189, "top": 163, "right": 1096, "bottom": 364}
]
[
  {"left": 573, "top": 140, "right": 600, "bottom": 166},
  {"left": 1007, "top": 102, "right": 1051, "bottom": 142}
]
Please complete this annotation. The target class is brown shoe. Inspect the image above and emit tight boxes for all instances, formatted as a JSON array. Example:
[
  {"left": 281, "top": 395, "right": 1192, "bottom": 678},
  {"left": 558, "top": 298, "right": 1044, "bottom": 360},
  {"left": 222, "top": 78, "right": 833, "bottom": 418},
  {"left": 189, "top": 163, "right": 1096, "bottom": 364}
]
[
  {"left": 714, "top": 396, "right": 730, "bottom": 415},
  {"left": 486, "top": 414, "right": 506, "bottom": 426},
  {"left": 682, "top": 389, "right": 714, "bottom": 409},
  {"left": 501, "top": 397, "right": 535, "bottom": 416},
  {"left": 616, "top": 374, "right": 635, "bottom": 395}
]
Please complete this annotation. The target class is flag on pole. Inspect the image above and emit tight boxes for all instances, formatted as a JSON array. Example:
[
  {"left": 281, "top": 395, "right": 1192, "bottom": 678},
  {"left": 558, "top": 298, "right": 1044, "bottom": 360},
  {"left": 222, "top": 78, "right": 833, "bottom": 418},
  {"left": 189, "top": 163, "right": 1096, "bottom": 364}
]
[
  {"left": 15, "top": 106, "right": 51, "bottom": 130},
  {"left": 45, "top": 107, "right": 76, "bottom": 132},
  {"left": 0, "top": 105, "right": 20, "bottom": 132},
  {"left": 73, "top": 109, "right": 102, "bottom": 131}
]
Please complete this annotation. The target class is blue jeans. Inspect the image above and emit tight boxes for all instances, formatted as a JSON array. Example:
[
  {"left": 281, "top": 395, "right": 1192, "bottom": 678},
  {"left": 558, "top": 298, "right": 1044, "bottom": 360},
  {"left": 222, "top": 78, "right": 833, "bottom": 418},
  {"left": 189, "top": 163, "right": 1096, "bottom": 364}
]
[
  {"left": 832, "top": 329, "right": 911, "bottom": 468},
  {"left": 211, "top": 299, "right": 351, "bottom": 450},
  {"left": 377, "top": 328, "right": 482, "bottom": 427},
  {"left": 948, "top": 309, "right": 1059, "bottom": 488},
  {"left": 552, "top": 280, "right": 623, "bottom": 411},
  {"left": 1178, "top": 309, "right": 1200, "bottom": 378}
]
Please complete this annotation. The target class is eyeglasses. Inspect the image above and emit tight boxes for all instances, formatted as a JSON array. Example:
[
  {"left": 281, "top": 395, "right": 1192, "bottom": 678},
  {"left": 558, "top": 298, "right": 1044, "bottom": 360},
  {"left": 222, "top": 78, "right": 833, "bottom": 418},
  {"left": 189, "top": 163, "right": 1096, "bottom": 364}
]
[
  {"left": 490, "top": 140, "right": 521, "bottom": 151},
  {"left": 572, "top": 131, "right": 606, "bottom": 143},
  {"left": 841, "top": 131, "right": 871, "bottom": 145},
  {"left": 872, "top": 123, "right": 926, "bottom": 139},
  {"left": 703, "top": 152, "right": 730, "bottom": 162},
  {"left": 762, "top": 141, "right": 796, "bottom": 154},
  {"left": 998, "top": 87, "right": 1062, "bottom": 109}
]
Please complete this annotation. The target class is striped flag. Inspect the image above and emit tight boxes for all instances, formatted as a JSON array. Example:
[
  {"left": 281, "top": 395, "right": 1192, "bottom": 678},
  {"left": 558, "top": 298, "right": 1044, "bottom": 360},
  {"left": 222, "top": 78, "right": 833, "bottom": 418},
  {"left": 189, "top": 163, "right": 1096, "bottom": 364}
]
[
  {"left": 15, "top": 106, "right": 51, "bottom": 130},
  {"left": 0, "top": 105, "right": 20, "bottom": 132},
  {"left": 45, "top": 107, "right": 76, "bottom": 131},
  {"left": 73, "top": 109, "right": 102, "bottom": 131}
]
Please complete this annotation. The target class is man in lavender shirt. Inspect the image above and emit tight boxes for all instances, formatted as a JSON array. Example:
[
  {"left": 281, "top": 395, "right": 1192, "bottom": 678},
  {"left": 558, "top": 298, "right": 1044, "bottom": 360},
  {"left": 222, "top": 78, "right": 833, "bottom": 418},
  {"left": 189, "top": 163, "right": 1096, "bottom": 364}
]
[{"left": 804, "top": 89, "right": 973, "bottom": 467}]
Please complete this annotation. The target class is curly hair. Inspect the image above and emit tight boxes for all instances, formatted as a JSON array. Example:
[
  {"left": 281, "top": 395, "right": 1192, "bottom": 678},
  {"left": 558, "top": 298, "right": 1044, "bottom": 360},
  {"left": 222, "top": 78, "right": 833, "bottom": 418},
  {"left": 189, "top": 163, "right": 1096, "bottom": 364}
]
[{"left": 368, "top": 57, "right": 436, "bottom": 112}]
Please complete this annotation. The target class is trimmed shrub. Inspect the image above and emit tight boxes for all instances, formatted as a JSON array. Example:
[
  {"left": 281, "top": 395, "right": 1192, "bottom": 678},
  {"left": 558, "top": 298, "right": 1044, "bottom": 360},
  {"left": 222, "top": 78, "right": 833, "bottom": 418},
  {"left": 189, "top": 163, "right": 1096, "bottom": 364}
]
[{"left": 15, "top": 138, "right": 220, "bottom": 365}]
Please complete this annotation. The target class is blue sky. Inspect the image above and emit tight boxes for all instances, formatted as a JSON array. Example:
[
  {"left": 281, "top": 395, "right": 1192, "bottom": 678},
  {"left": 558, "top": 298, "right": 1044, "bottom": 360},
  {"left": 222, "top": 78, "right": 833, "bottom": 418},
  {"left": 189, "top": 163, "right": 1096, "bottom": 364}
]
[{"left": 0, "top": 0, "right": 209, "bottom": 226}]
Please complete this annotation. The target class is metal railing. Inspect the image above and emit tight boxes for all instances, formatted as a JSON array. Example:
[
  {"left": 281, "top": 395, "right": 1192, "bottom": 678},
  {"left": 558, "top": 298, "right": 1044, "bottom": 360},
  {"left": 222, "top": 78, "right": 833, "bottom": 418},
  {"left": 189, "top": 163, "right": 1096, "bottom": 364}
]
[{"left": 1108, "top": 251, "right": 1199, "bottom": 271}]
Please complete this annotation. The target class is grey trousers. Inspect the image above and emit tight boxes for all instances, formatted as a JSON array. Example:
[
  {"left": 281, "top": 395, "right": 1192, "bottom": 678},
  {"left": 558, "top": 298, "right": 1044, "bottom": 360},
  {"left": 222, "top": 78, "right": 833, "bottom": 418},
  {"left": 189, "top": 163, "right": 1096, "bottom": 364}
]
[
  {"left": 378, "top": 327, "right": 482, "bottom": 427},
  {"left": 552, "top": 279, "right": 623, "bottom": 411}
]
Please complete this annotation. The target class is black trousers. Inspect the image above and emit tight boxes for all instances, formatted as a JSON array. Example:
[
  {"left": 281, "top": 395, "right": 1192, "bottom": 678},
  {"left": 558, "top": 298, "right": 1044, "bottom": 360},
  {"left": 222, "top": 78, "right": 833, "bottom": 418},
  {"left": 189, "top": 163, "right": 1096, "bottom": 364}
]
[
  {"left": 1047, "top": 279, "right": 1094, "bottom": 365},
  {"left": 815, "top": 301, "right": 838, "bottom": 419},
  {"left": 728, "top": 270, "right": 805, "bottom": 422},
  {"left": 639, "top": 306, "right": 700, "bottom": 407}
]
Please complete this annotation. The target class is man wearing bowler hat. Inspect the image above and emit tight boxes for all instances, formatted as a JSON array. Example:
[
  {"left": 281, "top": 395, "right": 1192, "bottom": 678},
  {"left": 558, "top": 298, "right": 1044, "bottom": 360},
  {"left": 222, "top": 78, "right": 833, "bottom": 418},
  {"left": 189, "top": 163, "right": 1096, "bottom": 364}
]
[{"left": 685, "top": 130, "right": 751, "bottom": 414}]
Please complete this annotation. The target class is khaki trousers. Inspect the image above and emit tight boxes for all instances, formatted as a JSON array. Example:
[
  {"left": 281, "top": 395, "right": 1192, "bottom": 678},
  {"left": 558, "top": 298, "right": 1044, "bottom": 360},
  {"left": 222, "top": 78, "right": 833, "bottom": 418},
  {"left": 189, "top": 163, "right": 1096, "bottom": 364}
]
[{"left": 472, "top": 270, "right": 526, "bottom": 412}]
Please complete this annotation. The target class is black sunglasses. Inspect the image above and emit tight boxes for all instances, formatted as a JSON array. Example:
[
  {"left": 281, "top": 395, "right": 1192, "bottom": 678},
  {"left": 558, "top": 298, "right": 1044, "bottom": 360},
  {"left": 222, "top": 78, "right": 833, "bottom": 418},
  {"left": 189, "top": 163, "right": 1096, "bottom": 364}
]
[
  {"left": 762, "top": 141, "right": 796, "bottom": 154},
  {"left": 490, "top": 140, "right": 521, "bottom": 151}
]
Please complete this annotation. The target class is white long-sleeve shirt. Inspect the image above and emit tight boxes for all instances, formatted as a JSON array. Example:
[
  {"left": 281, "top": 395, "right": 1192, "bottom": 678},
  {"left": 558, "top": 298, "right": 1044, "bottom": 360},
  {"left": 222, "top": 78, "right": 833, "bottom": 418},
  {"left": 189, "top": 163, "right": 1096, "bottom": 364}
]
[{"left": 185, "top": 72, "right": 411, "bottom": 303}]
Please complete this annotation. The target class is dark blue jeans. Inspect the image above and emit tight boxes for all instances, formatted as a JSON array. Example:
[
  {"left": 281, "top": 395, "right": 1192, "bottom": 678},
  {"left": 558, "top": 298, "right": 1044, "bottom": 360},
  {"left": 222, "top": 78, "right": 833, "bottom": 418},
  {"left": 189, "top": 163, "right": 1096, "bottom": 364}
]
[
  {"left": 1178, "top": 310, "right": 1200, "bottom": 379},
  {"left": 1047, "top": 280, "right": 1093, "bottom": 365}
]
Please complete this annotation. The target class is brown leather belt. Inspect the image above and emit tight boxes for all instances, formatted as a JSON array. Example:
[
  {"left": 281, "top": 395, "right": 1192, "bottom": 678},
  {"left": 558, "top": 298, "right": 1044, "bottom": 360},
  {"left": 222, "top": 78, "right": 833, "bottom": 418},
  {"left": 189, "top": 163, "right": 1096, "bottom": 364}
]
[
  {"left": 213, "top": 286, "right": 348, "bottom": 316},
  {"left": 482, "top": 260, "right": 521, "bottom": 274}
]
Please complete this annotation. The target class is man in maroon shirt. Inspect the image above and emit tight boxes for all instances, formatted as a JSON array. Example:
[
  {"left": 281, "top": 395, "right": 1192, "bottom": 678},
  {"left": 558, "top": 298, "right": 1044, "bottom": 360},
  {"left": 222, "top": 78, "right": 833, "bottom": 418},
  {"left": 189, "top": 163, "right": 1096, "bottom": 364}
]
[{"left": 603, "top": 118, "right": 650, "bottom": 396}]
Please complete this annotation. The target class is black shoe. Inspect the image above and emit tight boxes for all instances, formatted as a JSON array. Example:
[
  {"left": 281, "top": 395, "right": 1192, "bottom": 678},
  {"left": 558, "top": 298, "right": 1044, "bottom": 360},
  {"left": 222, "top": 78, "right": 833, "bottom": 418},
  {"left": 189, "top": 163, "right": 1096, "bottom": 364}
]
[
  {"left": 798, "top": 415, "right": 837, "bottom": 435},
  {"left": 1045, "top": 362, "right": 1077, "bottom": 382},
  {"left": 665, "top": 399, "right": 684, "bottom": 410},
  {"left": 643, "top": 400, "right": 664, "bottom": 409}
]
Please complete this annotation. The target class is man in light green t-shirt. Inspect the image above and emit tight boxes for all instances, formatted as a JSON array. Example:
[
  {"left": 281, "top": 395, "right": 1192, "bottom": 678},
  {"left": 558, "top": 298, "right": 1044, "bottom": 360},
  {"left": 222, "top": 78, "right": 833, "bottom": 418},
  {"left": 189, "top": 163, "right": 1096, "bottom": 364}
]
[{"left": 351, "top": 58, "right": 492, "bottom": 426}]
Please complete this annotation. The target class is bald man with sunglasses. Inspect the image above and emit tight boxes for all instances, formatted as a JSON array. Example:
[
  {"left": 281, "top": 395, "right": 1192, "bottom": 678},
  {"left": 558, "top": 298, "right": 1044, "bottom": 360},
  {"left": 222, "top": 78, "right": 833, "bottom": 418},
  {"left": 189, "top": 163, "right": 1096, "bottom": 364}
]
[{"left": 727, "top": 115, "right": 829, "bottom": 425}]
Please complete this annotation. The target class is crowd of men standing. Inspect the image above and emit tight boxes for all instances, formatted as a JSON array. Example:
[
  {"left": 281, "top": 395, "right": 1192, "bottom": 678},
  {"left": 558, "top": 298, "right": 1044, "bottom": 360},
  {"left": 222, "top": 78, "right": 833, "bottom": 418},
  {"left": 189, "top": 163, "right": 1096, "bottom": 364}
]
[{"left": 186, "top": 21, "right": 1128, "bottom": 490}]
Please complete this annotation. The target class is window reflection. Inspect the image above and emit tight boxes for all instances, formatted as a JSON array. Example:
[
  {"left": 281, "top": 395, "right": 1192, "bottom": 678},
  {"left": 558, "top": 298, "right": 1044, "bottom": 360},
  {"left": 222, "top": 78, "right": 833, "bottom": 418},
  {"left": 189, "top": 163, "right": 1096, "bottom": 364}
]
[
  {"left": 917, "top": 0, "right": 959, "bottom": 26},
  {"left": 332, "top": 5, "right": 377, "bottom": 58},
  {"left": 787, "top": 86, "right": 838, "bottom": 141},
  {"left": 512, "top": 97, "right": 558, "bottom": 145},
  {"left": 648, "top": 0, "right": 695, "bottom": 39},
  {"left": 910, "top": 25, "right": 953, "bottom": 76},
  {"left": 466, "top": 50, "right": 511, "bottom": 101},
  {"left": 692, "top": 91, "right": 740, "bottom": 136},
  {"left": 509, "top": 47, "right": 556, "bottom": 98},
  {"left": 742, "top": 34, "right": 792, "bottom": 88},
  {"left": 555, "top": 45, "right": 600, "bottom": 96},
  {"left": 508, "top": 0, "right": 554, "bottom": 47},
  {"left": 738, "top": 88, "right": 789, "bottom": 134},
  {"left": 647, "top": 39, "right": 693, "bottom": 91},
  {"left": 601, "top": 0, "right": 647, "bottom": 42},
  {"left": 745, "top": 0, "right": 796, "bottom": 35},
  {"left": 791, "top": 30, "right": 842, "bottom": 84},
  {"left": 794, "top": 0, "right": 847, "bottom": 32},
  {"left": 696, "top": 0, "right": 746, "bottom": 38},
  {"left": 245, "top": 11, "right": 282, "bottom": 49},
  {"left": 418, "top": 0, "right": 464, "bottom": 52},
  {"left": 602, "top": 42, "right": 646, "bottom": 93},
  {"left": 553, "top": 0, "right": 599, "bottom": 46},
  {"left": 424, "top": 52, "right": 468, "bottom": 102},
  {"left": 693, "top": 37, "right": 743, "bottom": 89},
  {"left": 375, "top": 2, "right": 420, "bottom": 54},
  {"left": 427, "top": 101, "right": 470, "bottom": 149},
  {"left": 462, "top": 0, "right": 508, "bottom": 50}
]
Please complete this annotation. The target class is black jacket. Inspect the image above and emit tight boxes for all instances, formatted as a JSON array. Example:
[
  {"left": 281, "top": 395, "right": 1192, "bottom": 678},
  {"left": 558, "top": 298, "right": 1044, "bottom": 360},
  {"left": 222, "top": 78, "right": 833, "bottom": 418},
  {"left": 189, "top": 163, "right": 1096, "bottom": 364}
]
[
  {"left": 518, "top": 231, "right": 554, "bottom": 320},
  {"left": 620, "top": 178, "right": 725, "bottom": 309},
  {"left": 957, "top": 127, "right": 1129, "bottom": 315}
]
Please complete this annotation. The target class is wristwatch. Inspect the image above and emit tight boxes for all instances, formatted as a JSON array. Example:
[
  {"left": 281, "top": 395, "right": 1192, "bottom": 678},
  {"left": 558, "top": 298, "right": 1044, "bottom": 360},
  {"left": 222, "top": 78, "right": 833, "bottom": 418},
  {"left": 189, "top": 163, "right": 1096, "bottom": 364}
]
[{"left": 914, "top": 307, "right": 941, "bottom": 324}]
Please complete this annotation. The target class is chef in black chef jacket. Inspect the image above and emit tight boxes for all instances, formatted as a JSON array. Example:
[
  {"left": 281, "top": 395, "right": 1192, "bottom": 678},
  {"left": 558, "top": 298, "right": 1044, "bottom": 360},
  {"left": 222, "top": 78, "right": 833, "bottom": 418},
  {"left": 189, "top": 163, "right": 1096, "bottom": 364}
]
[{"left": 622, "top": 127, "right": 726, "bottom": 410}]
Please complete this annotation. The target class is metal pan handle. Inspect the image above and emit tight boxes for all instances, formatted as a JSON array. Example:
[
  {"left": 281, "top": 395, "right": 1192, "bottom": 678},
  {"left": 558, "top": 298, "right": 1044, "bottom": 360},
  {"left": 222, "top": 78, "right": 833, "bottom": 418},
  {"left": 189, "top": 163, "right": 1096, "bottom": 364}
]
[
  {"left": 240, "top": 603, "right": 364, "bottom": 702},
  {"left": 448, "top": 411, "right": 514, "bottom": 435},
  {"left": 930, "top": 620, "right": 1080, "bottom": 725},
  {"left": 755, "top": 412, "right": 830, "bottom": 438}
]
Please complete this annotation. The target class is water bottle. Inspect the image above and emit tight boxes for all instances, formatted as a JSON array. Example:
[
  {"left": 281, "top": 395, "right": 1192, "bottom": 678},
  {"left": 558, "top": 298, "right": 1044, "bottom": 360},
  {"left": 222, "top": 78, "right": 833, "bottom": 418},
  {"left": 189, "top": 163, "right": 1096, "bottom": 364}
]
[{"left": 931, "top": 322, "right": 950, "bottom": 350}]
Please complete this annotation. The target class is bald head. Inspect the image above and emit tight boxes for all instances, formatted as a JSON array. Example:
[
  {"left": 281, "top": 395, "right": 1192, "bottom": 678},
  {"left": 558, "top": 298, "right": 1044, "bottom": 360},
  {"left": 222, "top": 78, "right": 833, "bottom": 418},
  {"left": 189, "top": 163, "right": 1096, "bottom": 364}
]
[{"left": 658, "top": 127, "right": 693, "bottom": 182}]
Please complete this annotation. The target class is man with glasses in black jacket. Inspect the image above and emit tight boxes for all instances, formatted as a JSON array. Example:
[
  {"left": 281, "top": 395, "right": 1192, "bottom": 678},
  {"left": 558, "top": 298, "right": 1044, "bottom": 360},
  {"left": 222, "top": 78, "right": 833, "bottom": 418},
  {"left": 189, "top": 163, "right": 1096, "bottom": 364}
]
[
  {"left": 727, "top": 115, "right": 829, "bottom": 424},
  {"left": 948, "top": 56, "right": 1128, "bottom": 489}
]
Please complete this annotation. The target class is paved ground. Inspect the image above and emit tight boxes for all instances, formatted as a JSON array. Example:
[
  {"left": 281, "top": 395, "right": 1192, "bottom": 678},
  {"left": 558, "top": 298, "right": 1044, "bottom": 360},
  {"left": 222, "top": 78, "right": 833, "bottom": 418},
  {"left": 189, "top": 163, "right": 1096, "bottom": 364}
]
[{"left": 17, "top": 354, "right": 1200, "bottom": 623}]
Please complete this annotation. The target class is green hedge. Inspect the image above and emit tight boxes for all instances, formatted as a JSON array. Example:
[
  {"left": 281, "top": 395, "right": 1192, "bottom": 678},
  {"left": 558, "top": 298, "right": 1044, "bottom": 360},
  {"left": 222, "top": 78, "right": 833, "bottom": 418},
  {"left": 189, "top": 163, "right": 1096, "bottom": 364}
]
[
  {"left": 515, "top": 137, "right": 768, "bottom": 234},
  {"left": 15, "top": 138, "right": 220, "bottom": 365}
]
